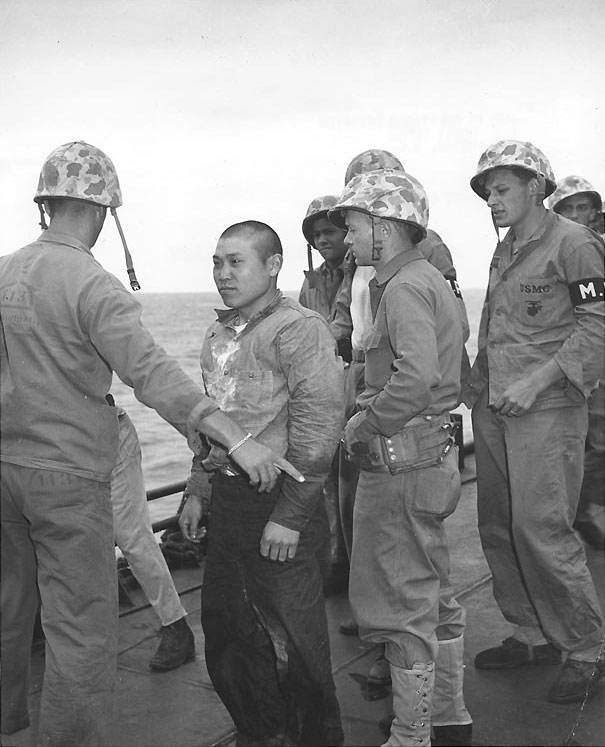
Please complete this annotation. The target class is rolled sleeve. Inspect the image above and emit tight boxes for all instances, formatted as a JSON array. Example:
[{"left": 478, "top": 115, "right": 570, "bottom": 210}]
[{"left": 83, "top": 278, "right": 217, "bottom": 435}]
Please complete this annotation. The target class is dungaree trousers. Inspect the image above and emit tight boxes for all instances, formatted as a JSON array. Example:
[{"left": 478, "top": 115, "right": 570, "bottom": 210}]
[
  {"left": 201, "top": 473, "right": 344, "bottom": 747},
  {"left": 472, "top": 388, "right": 604, "bottom": 653},
  {"left": 1, "top": 463, "right": 117, "bottom": 746},
  {"left": 111, "top": 412, "right": 186, "bottom": 626}
]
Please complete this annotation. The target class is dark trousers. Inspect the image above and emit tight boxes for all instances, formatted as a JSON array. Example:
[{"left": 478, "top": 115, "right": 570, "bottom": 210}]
[{"left": 202, "top": 473, "right": 343, "bottom": 747}]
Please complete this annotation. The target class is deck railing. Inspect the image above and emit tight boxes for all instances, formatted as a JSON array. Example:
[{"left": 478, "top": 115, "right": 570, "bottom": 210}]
[{"left": 147, "top": 480, "right": 187, "bottom": 533}]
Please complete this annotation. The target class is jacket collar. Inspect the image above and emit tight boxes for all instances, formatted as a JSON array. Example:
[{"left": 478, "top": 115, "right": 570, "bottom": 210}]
[
  {"left": 215, "top": 290, "right": 283, "bottom": 327},
  {"left": 374, "top": 247, "right": 425, "bottom": 286},
  {"left": 500, "top": 209, "right": 553, "bottom": 254},
  {"left": 37, "top": 230, "right": 92, "bottom": 255}
]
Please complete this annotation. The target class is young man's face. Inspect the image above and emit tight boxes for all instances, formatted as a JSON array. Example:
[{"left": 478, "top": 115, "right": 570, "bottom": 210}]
[
  {"left": 555, "top": 193, "right": 597, "bottom": 228},
  {"left": 311, "top": 216, "right": 348, "bottom": 268},
  {"left": 484, "top": 168, "right": 536, "bottom": 229},
  {"left": 213, "top": 235, "right": 279, "bottom": 319},
  {"left": 344, "top": 210, "right": 375, "bottom": 265}
]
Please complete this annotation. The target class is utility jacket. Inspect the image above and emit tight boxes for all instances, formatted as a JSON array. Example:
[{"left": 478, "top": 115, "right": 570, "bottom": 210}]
[
  {"left": 331, "top": 228, "right": 470, "bottom": 345},
  {"left": 350, "top": 251, "right": 462, "bottom": 442},
  {"left": 0, "top": 232, "right": 216, "bottom": 481},
  {"left": 298, "top": 261, "right": 345, "bottom": 324},
  {"left": 463, "top": 211, "right": 605, "bottom": 410},
  {"left": 188, "top": 292, "right": 344, "bottom": 532}
]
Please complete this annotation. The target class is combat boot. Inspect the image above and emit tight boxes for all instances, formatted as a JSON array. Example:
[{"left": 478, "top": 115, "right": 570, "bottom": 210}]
[
  {"left": 368, "top": 646, "right": 392, "bottom": 686},
  {"left": 474, "top": 636, "right": 560, "bottom": 669},
  {"left": 149, "top": 616, "right": 195, "bottom": 672},
  {"left": 382, "top": 662, "right": 434, "bottom": 747},
  {"left": 431, "top": 636, "right": 472, "bottom": 746}
]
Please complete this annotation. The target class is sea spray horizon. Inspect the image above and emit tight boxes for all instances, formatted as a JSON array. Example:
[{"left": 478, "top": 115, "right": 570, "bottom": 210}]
[{"left": 111, "top": 288, "right": 486, "bottom": 523}]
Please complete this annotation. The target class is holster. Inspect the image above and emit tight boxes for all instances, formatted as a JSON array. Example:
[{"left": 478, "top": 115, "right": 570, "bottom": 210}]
[{"left": 357, "top": 413, "right": 456, "bottom": 474}]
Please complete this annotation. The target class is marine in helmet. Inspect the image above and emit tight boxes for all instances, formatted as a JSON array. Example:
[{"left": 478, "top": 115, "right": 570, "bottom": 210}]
[
  {"left": 549, "top": 175, "right": 602, "bottom": 233},
  {"left": 464, "top": 141, "right": 605, "bottom": 704},
  {"left": 332, "top": 150, "right": 471, "bottom": 687},
  {"left": 299, "top": 194, "right": 350, "bottom": 594},
  {"left": 0, "top": 142, "right": 302, "bottom": 746},
  {"left": 332, "top": 169, "right": 472, "bottom": 747},
  {"left": 548, "top": 177, "right": 605, "bottom": 551},
  {"left": 300, "top": 194, "right": 351, "bottom": 361}
]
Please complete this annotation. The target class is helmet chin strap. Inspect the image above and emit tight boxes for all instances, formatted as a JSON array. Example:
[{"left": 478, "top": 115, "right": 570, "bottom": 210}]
[
  {"left": 371, "top": 217, "right": 383, "bottom": 261},
  {"left": 491, "top": 212, "right": 500, "bottom": 242},
  {"left": 535, "top": 174, "right": 546, "bottom": 206},
  {"left": 110, "top": 207, "right": 141, "bottom": 291},
  {"left": 38, "top": 204, "right": 48, "bottom": 230},
  {"left": 307, "top": 243, "right": 314, "bottom": 272}
]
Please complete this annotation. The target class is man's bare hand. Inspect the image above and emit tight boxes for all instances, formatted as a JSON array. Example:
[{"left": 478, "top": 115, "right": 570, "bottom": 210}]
[
  {"left": 178, "top": 494, "right": 204, "bottom": 542},
  {"left": 493, "top": 361, "right": 564, "bottom": 418},
  {"left": 232, "top": 439, "right": 304, "bottom": 493},
  {"left": 260, "top": 520, "right": 300, "bottom": 562}
]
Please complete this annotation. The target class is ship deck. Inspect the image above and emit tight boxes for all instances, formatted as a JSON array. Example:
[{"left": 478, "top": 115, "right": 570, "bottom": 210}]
[{"left": 5, "top": 453, "right": 605, "bottom": 747}]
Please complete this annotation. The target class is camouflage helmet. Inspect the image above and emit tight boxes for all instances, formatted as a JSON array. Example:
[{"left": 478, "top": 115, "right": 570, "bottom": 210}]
[
  {"left": 34, "top": 141, "right": 122, "bottom": 208},
  {"left": 470, "top": 140, "right": 556, "bottom": 200},
  {"left": 329, "top": 169, "right": 428, "bottom": 244},
  {"left": 302, "top": 195, "right": 341, "bottom": 247},
  {"left": 344, "top": 149, "right": 405, "bottom": 186},
  {"left": 548, "top": 175, "right": 602, "bottom": 212}
]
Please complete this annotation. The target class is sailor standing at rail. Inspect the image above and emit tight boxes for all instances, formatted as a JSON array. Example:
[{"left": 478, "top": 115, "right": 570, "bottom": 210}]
[{"left": 0, "top": 141, "right": 302, "bottom": 747}]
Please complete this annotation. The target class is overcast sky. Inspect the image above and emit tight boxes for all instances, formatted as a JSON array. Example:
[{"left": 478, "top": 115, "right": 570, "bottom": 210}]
[{"left": 1, "top": 0, "right": 603, "bottom": 292}]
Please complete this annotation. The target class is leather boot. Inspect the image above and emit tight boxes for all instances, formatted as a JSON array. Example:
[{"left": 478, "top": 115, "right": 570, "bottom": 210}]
[
  {"left": 149, "top": 616, "right": 195, "bottom": 671},
  {"left": 431, "top": 636, "right": 472, "bottom": 745},
  {"left": 382, "top": 662, "right": 434, "bottom": 747}
]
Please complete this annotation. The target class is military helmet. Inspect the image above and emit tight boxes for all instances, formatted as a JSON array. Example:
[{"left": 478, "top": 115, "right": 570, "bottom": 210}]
[
  {"left": 329, "top": 169, "right": 428, "bottom": 244},
  {"left": 34, "top": 141, "right": 140, "bottom": 291},
  {"left": 344, "top": 149, "right": 405, "bottom": 186},
  {"left": 34, "top": 141, "right": 122, "bottom": 208},
  {"left": 302, "top": 195, "right": 341, "bottom": 247},
  {"left": 470, "top": 140, "right": 556, "bottom": 200},
  {"left": 548, "top": 175, "right": 602, "bottom": 212}
]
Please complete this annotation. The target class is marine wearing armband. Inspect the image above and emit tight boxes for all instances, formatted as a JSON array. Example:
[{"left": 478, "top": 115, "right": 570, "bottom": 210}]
[{"left": 465, "top": 140, "right": 605, "bottom": 706}]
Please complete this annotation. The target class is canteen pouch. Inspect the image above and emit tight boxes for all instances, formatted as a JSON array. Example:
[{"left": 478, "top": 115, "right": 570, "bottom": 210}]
[{"left": 358, "top": 415, "right": 456, "bottom": 474}]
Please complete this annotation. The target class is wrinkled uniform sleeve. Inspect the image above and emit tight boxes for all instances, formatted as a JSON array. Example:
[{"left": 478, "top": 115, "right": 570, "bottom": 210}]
[
  {"left": 461, "top": 288, "right": 490, "bottom": 408},
  {"left": 329, "top": 254, "right": 354, "bottom": 342},
  {"left": 354, "top": 283, "right": 439, "bottom": 441},
  {"left": 269, "top": 316, "right": 344, "bottom": 531},
  {"left": 553, "top": 239, "right": 605, "bottom": 395},
  {"left": 83, "top": 277, "right": 218, "bottom": 436},
  {"left": 421, "top": 232, "right": 456, "bottom": 279}
]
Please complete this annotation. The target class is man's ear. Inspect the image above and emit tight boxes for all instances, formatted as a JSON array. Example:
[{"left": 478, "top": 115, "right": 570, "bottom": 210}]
[
  {"left": 268, "top": 253, "right": 283, "bottom": 277},
  {"left": 379, "top": 220, "right": 392, "bottom": 238}
]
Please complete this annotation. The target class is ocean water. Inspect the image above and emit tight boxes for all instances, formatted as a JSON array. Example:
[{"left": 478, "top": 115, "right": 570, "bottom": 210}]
[{"left": 112, "top": 288, "right": 486, "bottom": 522}]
